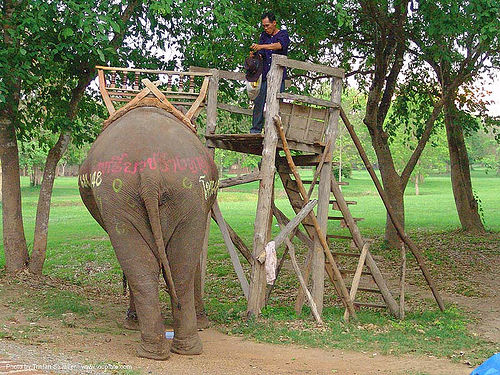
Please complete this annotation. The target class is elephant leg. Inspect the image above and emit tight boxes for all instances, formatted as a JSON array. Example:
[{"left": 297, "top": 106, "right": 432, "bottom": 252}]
[
  {"left": 110, "top": 228, "right": 170, "bottom": 360},
  {"left": 123, "top": 287, "right": 140, "bottom": 331},
  {"left": 167, "top": 218, "right": 207, "bottom": 355},
  {"left": 194, "top": 260, "right": 210, "bottom": 329}
]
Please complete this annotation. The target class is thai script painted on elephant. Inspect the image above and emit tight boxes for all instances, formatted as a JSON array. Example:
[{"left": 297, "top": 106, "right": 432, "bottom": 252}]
[
  {"left": 79, "top": 171, "right": 102, "bottom": 188},
  {"left": 199, "top": 175, "right": 219, "bottom": 201},
  {"left": 95, "top": 153, "right": 211, "bottom": 176}
]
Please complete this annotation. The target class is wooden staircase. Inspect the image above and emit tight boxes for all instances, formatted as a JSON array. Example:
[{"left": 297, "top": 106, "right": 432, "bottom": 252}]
[{"left": 276, "top": 157, "right": 399, "bottom": 318}]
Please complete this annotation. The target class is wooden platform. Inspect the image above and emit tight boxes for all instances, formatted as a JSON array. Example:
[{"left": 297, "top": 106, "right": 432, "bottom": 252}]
[{"left": 205, "top": 133, "right": 325, "bottom": 156}]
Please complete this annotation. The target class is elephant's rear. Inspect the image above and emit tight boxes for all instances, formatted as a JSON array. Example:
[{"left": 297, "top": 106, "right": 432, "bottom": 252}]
[{"left": 79, "top": 106, "right": 218, "bottom": 235}]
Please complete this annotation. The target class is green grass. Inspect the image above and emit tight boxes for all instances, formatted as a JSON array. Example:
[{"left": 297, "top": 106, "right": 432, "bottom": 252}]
[{"left": 0, "top": 169, "right": 499, "bottom": 365}]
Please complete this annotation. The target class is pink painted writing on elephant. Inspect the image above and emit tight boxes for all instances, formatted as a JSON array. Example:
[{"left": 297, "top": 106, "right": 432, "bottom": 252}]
[{"left": 95, "top": 153, "right": 211, "bottom": 176}]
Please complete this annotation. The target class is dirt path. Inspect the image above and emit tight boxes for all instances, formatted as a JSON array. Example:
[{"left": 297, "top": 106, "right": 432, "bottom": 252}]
[{"left": 1, "top": 328, "right": 471, "bottom": 375}]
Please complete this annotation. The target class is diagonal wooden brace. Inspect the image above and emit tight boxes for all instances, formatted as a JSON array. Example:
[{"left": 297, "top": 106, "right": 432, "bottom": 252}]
[
  {"left": 257, "top": 199, "right": 318, "bottom": 263},
  {"left": 142, "top": 78, "right": 197, "bottom": 133}
]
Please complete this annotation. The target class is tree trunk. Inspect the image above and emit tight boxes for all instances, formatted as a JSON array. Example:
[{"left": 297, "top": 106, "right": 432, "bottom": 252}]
[
  {"left": 0, "top": 0, "right": 29, "bottom": 272},
  {"left": 0, "top": 116, "right": 29, "bottom": 272},
  {"left": 444, "top": 100, "right": 485, "bottom": 232},
  {"left": 369, "top": 130, "right": 405, "bottom": 248},
  {"left": 28, "top": 70, "right": 93, "bottom": 274},
  {"left": 29, "top": 132, "right": 72, "bottom": 274},
  {"left": 415, "top": 173, "right": 420, "bottom": 196}
]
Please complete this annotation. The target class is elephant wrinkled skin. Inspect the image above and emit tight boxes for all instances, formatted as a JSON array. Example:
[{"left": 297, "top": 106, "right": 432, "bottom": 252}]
[{"left": 79, "top": 106, "right": 218, "bottom": 360}]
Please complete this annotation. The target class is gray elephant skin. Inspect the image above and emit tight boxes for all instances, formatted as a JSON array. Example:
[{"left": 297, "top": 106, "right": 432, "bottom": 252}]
[{"left": 79, "top": 106, "right": 218, "bottom": 360}]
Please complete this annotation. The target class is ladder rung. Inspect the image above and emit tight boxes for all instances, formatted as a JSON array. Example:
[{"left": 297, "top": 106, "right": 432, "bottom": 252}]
[
  {"left": 328, "top": 216, "right": 364, "bottom": 221},
  {"left": 338, "top": 268, "right": 371, "bottom": 275},
  {"left": 329, "top": 200, "right": 357, "bottom": 205},
  {"left": 327, "top": 235, "right": 354, "bottom": 241},
  {"left": 330, "top": 251, "right": 360, "bottom": 257},
  {"left": 300, "top": 180, "right": 349, "bottom": 186},
  {"left": 348, "top": 286, "right": 383, "bottom": 294},
  {"left": 353, "top": 302, "right": 387, "bottom": 309}
]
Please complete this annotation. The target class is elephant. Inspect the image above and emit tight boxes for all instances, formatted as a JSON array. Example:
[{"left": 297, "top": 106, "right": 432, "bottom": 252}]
[{"left": 79, "top": 104, "right": 218, "bottom": 360}]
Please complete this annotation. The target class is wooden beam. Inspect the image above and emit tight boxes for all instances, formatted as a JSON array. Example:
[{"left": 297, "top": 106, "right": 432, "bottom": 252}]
[
  {"left": 272, "top": 55, "right": 345, "bottom": 78},
  {"left": 247, "top": 57, "right": 283, "bottom": 317},
  {"left": 219, "top": 170, "right": 261, "bottom": 189},
  {"left": 97, "top": 69, "right": 116, "bottom": 115},
  {"left": 399, "top": 243, "right": 406, "bottom": 320},
  {"left": 142, "top": 78, "right": 196, "bottom": 132},
  {"left": 102, "top": 86, "right": 152, "bottom": 127},
  {"left": 276, "top": 92, "right": 340, "bottom": 109},
  {"left": 96, "top": 65, "right": 212, "bottom": 76},
  {"left": 276, "top": 155, "right": 322, "bottom": 167},
  {"left": 206, "top": 69, "right": 219, "bottom": 136},
  {"left": 218, "top": 70, "right": 246, "bottom": 81},
  {"left": 185, "top": 76, "right": 210, "bottom": 120},
  {"left": 217, "top": 103, "right": 253, "bottom": 116},
  {"left": 343, "top": 242, "right": 369, "bottom": 321},
  {"left": 340, "top": 106, "right": 444, "bottom": 312},
  {"left": 257, "top": 199, "right": 318, "bottom": 263},
  {"left": 211, "top": 213, "right": 253, "bottom": 265},
  {"left": 212, "top": 201, "right": 249, "bottom": 299},
  {"left": 271, "top": 205, "right": 314, "bottom": 250},
  {"left": 279, "top": 221, "right": 323, "bottom": 324}
]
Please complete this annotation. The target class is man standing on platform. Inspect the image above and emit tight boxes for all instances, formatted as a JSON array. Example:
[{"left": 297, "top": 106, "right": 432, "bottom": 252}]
[{"left": 249, "top": 12, "right": 290, "bottom": 134}]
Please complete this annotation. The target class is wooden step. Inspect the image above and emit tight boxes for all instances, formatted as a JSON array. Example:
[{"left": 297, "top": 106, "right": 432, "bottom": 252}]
[
  {"left": 327, "top": 235, "right": 354, "bottom": 241},
  {"left": 330, "top": 250, "right": 360, "bottom": 257},
  {"left": 329, "top": 200, "right": 357, "bottom": 205},
  {"left": 330, "top": 200, "right": 357, "bottom": 211},
  {"left": 348, "top": 286, "right": 383, "bottom": 294},
  {"left": 337, "top": 268, "right": 372, "bottom": 276},
  {"left": 301, "top": 180, "right": 349, "bottom": 186},
  {"left": 353, "top": 301, "right": 387, "bottom": 309},
  {"left": 328, "top": 216, "right": 364, "bottom": 222}
]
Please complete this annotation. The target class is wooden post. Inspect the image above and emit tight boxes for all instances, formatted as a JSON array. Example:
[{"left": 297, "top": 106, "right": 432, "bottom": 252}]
[
  {"left": 278, "top": 221, "right": 323, "bottom": 325},
  {"left": 399, "top": 242, "right": 406, "bottom": 320},
  {"left": 247, "top": 56, "right": 284, "bottom": 317},
  {"left": 199, "top": 213, "right": 210, "bottom": 297},
  {"left": 310, "top": 76, "right": 342, "bottom": 315},
  {"left": 343, "top": 242, "right": 369, "bottom": 321},
  {"left": 200, "top": 69, "right": 220, "bottom": 297},
  {"left": 212, "top": 202, "right": 250, "bottom": 299}
]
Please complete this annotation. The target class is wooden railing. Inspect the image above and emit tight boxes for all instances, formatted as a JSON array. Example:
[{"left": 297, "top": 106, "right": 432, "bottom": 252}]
[{"left": 96, "top": 66, "right": 212, "bottom": 116}]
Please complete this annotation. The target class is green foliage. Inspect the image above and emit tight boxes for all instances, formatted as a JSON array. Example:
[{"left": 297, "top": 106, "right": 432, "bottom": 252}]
[{"left": 333, "top": 163, "right": 352, "bottom": 179}]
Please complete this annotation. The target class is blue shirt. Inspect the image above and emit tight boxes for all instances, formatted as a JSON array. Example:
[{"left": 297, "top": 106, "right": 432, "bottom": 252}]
[{"left": 257, "top": 29, "right": 290, "bottom": 81}]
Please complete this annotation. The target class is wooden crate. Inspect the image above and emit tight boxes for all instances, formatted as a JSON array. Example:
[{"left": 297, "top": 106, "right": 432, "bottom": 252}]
[{"left": 279, "top": 102, "right": 329, "bottom": 144}]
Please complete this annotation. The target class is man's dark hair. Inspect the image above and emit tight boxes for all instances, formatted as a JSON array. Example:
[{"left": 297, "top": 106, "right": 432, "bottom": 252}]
[{"left": 261, "top": 12, "right": 276, "bottom": 22}]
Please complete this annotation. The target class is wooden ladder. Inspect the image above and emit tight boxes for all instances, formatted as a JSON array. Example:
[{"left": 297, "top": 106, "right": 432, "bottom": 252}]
[{"left": 277, "top": 158, "right": 400, "bottom": 319}]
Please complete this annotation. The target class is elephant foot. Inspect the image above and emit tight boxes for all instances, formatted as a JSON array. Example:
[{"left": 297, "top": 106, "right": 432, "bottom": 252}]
[
  {"left": 171, "top": 334, "right": 203, "bottom": 355},
  {"left": 123, "top": 309, "right": 140, "bottom": 331},
  {"left": 196, "top": 311, "right": 210, "bottom": 330},
  {"left": 137, "top": 335, "right": 170, "bottom": 361}
]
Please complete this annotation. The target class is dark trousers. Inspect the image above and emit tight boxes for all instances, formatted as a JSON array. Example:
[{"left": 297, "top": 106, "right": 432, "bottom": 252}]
[{"left": 250, "top": 79, "right": 285, "bottom": 133}]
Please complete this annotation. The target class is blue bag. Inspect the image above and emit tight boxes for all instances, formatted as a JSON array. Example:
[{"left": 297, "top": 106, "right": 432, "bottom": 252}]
[{"left": 471, "top": 353, "right": 500, "bottom": 375}]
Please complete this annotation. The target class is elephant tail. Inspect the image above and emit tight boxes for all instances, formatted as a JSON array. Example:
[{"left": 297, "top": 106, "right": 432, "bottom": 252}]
[{"left": 142, "top": 193, "right": 180, "bottom": 310}]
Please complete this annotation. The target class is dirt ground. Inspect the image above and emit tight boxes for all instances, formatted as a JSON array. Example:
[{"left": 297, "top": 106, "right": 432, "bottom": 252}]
[
  {"left": 1, "top": 328, "right": 472, "bottom": 375},
  {"left": 0, "top": 232, "right": 498, "bottom": 375},
  {"left": 0, "top": 278, "right": 495, "bottom": 375}
]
